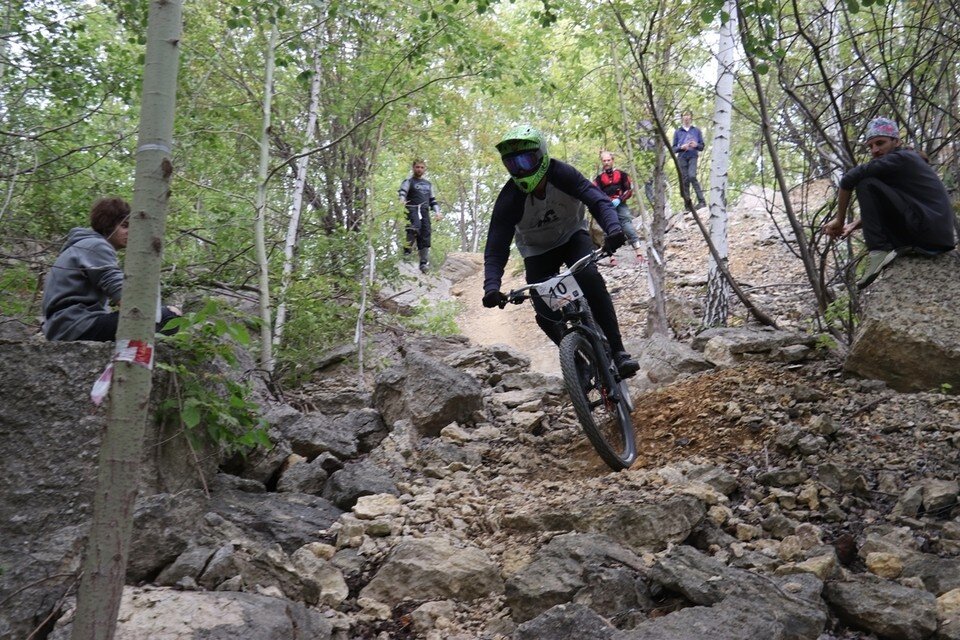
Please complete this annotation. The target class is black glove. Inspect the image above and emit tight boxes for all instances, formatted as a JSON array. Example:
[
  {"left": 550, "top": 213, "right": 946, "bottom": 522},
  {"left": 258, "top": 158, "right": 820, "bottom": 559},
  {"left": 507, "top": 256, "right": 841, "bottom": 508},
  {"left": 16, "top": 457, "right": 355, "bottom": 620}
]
[
  {"left": 482, "top": 290, "right": 507, "bottom": 308},
  {"left": 603, "top": 231, "right": 626, "bottom": 254}
]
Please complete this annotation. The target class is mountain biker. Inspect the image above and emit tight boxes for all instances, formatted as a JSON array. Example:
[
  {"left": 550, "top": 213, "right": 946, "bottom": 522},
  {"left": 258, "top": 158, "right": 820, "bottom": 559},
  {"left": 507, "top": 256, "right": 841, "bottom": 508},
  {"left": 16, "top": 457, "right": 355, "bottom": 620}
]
[
  {"left": 481, "top": 125, "right": 640, "bottom": 378},
  {"left": 398, "top": 159, "right": 441, "bottom": 273}
]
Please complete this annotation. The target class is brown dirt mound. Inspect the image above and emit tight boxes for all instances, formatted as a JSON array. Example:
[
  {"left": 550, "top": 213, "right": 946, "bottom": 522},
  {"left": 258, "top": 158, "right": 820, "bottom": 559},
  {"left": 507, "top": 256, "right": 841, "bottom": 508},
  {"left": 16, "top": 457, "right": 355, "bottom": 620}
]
[{"left": 628, "top": 361, "right": 823, "bottom": 468}]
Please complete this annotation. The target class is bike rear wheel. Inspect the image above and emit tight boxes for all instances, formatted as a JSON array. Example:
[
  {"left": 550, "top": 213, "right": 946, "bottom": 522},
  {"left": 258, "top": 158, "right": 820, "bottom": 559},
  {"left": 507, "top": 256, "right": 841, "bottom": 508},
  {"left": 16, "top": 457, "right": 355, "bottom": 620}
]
[{"left": 559, "top": 331, "right": 637, "bottom": 470}]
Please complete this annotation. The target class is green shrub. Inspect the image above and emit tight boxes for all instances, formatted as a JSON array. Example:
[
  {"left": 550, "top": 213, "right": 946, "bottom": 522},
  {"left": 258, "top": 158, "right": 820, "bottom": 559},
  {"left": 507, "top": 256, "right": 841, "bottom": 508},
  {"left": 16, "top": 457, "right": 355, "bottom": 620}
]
[
  {"left": 156, "top": 299, "right": 269, "bottom": 455},
  {"left": 402, "top": 299, "right": 463, "bottom": 336},
  {"left": 0, "top": 263, "right": 39, "bottom": 318}
]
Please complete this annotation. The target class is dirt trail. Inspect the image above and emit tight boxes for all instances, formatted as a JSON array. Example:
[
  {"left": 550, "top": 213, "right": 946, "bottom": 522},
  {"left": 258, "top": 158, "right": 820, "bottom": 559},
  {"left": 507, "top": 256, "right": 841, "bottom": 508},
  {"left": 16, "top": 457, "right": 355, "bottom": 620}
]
[
  {"left": 450, "top": 182, "right": 824, "bottom": 375},
  {"left": 454, "top": 263, "right": 562, "bottom": 375}
]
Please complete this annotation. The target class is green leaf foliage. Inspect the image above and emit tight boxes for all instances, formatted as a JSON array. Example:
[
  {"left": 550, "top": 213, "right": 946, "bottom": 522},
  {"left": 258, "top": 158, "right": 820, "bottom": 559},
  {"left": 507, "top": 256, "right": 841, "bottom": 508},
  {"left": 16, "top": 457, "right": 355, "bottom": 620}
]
[{"left": 156, "top": 299, "right": 270, "bottom": 455}]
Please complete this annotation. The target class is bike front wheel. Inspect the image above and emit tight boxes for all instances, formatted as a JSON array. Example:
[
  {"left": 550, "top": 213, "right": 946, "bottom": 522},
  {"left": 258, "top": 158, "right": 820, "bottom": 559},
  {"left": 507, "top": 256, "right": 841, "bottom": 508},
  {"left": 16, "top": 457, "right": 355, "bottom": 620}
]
[{"left": 559, "top": 331, "right": 637, "bottom": 470}]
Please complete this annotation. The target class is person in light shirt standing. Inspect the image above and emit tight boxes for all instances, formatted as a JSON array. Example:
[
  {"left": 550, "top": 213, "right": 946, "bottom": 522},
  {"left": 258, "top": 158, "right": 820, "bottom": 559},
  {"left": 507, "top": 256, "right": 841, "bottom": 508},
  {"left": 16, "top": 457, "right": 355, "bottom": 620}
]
[{"left": 671, "top": 110, "right": 706, "bottom": 209}]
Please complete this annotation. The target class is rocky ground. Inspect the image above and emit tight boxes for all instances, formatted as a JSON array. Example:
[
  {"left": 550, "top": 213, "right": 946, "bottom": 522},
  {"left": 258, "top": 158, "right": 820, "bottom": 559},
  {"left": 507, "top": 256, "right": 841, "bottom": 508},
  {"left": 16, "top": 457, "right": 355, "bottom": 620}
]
[
  {"left": 5, "top": 183, "right": 960, "bottom": 640},
  {"left": 280, "top": 182, "right": 958, "bottom": 638}
]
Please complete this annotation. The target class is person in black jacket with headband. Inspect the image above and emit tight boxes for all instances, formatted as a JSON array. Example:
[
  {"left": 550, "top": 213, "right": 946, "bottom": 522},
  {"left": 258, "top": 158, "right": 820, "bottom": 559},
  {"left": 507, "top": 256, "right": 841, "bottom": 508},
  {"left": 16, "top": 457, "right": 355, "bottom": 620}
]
[{"left": 824, "top": 116, "right": 956, "bottom": 289}]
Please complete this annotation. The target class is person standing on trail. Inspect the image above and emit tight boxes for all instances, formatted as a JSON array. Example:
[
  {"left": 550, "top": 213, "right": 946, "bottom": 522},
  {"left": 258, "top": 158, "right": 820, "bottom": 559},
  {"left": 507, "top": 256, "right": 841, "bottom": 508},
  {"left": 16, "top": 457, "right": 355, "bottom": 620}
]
[
  {"left": 823, "top": 116, "right": 957, "bottom": 290},
  {"left": 41, "top": 197, "right": 181, "bottom": 341},
  {"left": 398, "top": 159, "right": 441, "bottom": 274},
  {"left": 480, "top": 124, "right": 640, "bottom": 378},
  {"left": 671, "top": 110, "right": 706, "bottom": 209},
  {"left": 594, "top": 150, "right": 644, "bottom": 265}
]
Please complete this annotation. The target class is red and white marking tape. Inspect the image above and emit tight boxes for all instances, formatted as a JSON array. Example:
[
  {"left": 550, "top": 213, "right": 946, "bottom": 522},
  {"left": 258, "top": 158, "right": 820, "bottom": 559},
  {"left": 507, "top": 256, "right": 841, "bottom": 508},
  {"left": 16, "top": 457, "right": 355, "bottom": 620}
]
[{"left": 90, "top": 339, "right": 155, "bottom": 405}]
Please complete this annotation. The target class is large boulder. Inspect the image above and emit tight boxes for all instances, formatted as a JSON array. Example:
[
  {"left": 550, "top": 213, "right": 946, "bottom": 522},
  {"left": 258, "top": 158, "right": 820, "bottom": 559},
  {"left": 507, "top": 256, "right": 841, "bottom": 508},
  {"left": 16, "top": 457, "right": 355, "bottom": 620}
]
[
  {"left": 277, "top": 408, "right": 389, "bottom": 461},
  {"left": 372, "top": 349, "right": 483, "bottom": 437},
  {"left": 846, "top": 251, "right": 960, "bottom": 392},
  {"left": 0, "top": 340, "right": 215, "bottom": 640},
  {"left": 515, "top": 603, "right": 619, "bottom": 640},
  {"left": 504, "top": 533, "right": 647, "bottom": 624},
  {"left": 51, "top": 587, "right": 333, "bottom": 640},
  {"left": 439, "top": 251, "right": 483, "bottom": 282},
  {"left": 691, "top": 326, "right": 817, "bottom": 366},
  {"left": 648, "top": 545, "right": 826, "bottom": 640},
  {"left": 626, "top": 333, "right": 713, "bottom": 390},
  {"left": 208, "top": 489, "right": 343, "bottom": 553},
  {"left": 322, "top": 461, "right": 399, "bottom": 510},
  {"left": 501, "top": 494, "right": 706, "bottom": 554},
  {"left": 360, "top": 536, "right": 504, "bottom": 606},
  {"left": 621, "top": 596, "right": 788, "bottom": 639},
  {"left": 823, "top": 577, "right": 937, "bottom": 640}
]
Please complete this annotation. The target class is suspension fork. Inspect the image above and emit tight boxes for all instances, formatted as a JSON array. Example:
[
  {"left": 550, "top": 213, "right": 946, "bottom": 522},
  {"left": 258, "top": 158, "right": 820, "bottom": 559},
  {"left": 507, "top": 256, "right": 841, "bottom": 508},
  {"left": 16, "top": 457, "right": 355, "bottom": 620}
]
[{"left": 563, "top": 304, "right": 622, "bottom": 401}]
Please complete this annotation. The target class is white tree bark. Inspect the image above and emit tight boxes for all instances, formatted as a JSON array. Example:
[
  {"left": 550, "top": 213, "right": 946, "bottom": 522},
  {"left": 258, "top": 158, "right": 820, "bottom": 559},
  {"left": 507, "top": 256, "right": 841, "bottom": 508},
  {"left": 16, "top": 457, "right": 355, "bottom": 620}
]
[
  {"left": 825, "top": 0, "right": 848, "bottom": 182},
  {"left": 274, "top": 44, "right": 322, "bottom": 349},
  {"left": 70, "top": 1, "right": 182, "bottom": 637},
  {"left": 613, "top": 40, "right": 668, "bottom": 333},
  {"left": 703, "top": 0, "right": 736, "bottom": 327},
  {"left": 254, "top": 19, "right": 279, "bottom": 372}
]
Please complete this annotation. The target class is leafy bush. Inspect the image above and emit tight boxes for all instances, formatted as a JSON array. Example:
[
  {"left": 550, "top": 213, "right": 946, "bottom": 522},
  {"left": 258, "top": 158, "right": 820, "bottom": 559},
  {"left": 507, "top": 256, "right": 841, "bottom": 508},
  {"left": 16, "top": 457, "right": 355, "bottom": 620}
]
[
  {"left": 0, "top": 263, "right": 40, "bottom": 318},
  {"left": 402, "top": 299, "right": 462, "bottom": 336},
  {"left": 273, "top": 273, "right": 361, "bottom": 376},
  {"left": 156, "top": 299, "right": 269, "bottom": 455}
]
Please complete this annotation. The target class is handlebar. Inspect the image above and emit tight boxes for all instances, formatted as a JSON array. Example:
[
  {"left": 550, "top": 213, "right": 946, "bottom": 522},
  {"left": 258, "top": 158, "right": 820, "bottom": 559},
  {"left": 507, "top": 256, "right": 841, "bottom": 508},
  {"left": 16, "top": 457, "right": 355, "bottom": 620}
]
[{"left": 500, "top": 248, "right": 609, "bottom": 308}]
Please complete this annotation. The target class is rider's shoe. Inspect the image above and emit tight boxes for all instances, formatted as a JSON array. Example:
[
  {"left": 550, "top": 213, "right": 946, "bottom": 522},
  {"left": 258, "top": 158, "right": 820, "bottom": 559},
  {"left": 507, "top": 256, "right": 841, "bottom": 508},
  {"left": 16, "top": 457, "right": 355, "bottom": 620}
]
[{"left": 614, "top": 351, "right": 640, "bottom": 378}]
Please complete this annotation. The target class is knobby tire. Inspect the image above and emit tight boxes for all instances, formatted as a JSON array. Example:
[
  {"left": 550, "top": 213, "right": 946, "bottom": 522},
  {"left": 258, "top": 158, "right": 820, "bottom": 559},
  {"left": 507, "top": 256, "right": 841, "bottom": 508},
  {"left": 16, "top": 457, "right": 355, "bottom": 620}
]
[{"left": 559, "top": 331, "right": 637, "bottom": 471}]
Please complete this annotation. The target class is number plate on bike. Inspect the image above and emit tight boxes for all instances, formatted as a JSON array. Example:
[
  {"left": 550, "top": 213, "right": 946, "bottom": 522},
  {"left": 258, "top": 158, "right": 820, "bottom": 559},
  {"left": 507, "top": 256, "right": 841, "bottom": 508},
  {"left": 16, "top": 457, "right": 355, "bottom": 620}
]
[{"left": 536, "top": 274, "right": 583, "bottom": 311}]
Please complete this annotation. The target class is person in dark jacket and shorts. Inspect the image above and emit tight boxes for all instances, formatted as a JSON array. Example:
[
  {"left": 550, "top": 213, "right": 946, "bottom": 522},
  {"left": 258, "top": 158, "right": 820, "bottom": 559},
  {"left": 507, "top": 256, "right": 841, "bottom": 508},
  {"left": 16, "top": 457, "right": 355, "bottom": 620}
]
[
  {"left": 481, "top": 125, "right": 639, "bottom": 378},
  {"left": 824, "top": 116, "right": 956, "bottom": 289},
  {"left": 41, "top": 197, "right": 180, "bottom": 341},
  {"left": 398, "top": 159, "right": 441, "bottom": 273}
]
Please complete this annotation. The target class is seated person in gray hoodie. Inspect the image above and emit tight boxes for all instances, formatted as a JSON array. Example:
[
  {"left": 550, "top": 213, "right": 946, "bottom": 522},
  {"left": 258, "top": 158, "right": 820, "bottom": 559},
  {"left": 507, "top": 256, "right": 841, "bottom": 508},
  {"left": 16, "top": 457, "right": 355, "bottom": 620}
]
[{"left": 41, "top": 197, "right": 181, "bottom": 341}]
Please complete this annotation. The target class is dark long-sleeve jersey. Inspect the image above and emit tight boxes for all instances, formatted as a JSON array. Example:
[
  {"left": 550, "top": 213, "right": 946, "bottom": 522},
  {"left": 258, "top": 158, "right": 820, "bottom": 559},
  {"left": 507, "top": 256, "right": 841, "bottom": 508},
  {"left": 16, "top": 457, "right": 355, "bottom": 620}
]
[
  {"left": 482, "top": 159, "right": 622, "bottom": 293},
  {"left": 840, "top": 148, "right": 955, "bottom": 245},
  {"left": 398, "top": 176, "right": 439, "bottom": 213},
  {"left": 672, "top": 125, "right": 705, "bottom": 158}
]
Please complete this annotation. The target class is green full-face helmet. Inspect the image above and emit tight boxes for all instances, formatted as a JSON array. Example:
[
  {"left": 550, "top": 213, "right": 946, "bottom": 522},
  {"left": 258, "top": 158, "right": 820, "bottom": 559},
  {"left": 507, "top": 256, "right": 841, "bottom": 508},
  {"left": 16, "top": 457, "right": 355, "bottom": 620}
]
[{"left": 496, "top": 125, "right": 550, "bottom": 193}]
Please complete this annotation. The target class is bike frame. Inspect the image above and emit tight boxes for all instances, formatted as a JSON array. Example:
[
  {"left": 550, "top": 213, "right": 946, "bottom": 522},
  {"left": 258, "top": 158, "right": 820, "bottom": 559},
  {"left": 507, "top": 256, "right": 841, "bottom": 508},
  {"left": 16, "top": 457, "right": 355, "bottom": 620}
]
[{"left": 504, "top": 249, "right": 626, "bottom": 403}]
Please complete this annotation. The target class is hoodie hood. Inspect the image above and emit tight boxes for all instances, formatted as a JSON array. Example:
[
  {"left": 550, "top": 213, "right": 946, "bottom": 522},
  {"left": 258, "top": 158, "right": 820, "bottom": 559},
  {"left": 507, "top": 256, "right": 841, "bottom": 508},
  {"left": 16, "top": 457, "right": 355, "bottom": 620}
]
[{"left": 62, "top": 227, "right": 105, "bottom": 251}]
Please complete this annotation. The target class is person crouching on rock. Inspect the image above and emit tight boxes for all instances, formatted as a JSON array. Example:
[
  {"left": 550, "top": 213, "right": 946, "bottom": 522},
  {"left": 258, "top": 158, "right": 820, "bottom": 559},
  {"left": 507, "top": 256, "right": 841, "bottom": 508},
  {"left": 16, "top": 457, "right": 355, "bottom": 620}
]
[
  {"left": 41, "top": 197, "right": 181, "bottom": 341},
  {"left": 823, "top": 116, "right": 957, "bottom": 290}
]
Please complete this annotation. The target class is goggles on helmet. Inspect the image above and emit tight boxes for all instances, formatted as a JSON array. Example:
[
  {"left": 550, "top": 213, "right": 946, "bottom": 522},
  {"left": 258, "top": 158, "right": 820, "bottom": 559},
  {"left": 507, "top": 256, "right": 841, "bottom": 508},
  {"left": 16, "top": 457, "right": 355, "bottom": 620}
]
[{"left": 501, "top": 149, "right": 544, "bottom": 178}]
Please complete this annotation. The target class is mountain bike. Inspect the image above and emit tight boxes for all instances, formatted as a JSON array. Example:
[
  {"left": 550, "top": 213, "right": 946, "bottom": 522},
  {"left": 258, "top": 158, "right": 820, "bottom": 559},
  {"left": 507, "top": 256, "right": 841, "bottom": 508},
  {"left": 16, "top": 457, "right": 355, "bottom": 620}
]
[{"left": 500, "top": 248, "right": 637, "bottom": 470}]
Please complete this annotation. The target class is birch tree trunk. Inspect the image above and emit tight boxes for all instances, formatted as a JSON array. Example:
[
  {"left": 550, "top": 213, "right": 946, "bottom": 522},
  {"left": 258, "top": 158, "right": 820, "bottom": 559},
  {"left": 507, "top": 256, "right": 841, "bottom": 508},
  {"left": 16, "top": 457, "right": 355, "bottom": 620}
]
[
  {"left": 70, "top": 2, "right": 182, "bottom": 637},
  {"left": 274, "top": 43, "right": 322, "bottom": 349},
  {"left": 744, "top": 35, "right": 829, "bottom": 314},
  {"left": 254, "top": 19, "right": 279, "bottom": 373},
  {"left": 703, "top": 0, "right": 735, "bottom": 327},
  {"left": 612, "top": 37, "right": 668, "bottom": 336},
  {"left": 825, "top": 0, "right": 848, "bottom": 182},
  {"left": 643, "top": 18, "right": 671, "bottom": 337}
]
